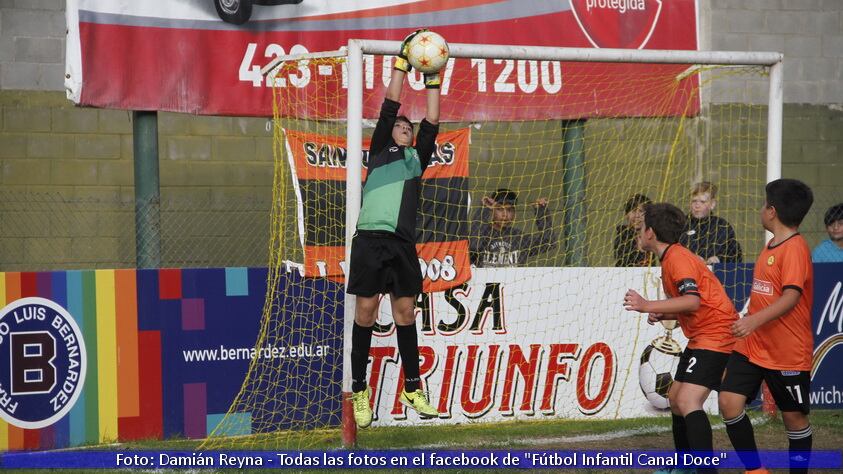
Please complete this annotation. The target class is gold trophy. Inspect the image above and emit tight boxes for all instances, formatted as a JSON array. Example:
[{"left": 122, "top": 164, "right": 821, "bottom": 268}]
[
  {"left": 652, "top": 318, "right": 682, "bottom": 355},
  {"left": 646, "top": 273, "right": 682, "bottom": 355}
]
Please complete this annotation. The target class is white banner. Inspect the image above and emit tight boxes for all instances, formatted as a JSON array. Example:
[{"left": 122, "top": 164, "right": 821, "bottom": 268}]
[{"left": 367, "top": 267, "right": 718, "bottom": 425}]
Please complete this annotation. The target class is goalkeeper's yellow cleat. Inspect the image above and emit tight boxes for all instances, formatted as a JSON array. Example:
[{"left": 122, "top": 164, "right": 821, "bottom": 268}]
[
  {"left": 351, "top": 387, "right": 373, "bottom": 428},
  {"left": 399, "top": 389, "right": 439, "bottom": 418}
]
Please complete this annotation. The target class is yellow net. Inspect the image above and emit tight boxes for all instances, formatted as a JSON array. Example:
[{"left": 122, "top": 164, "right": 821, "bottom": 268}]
[{"left": 202, "top": 53, "right": 770, "bottom": 449}]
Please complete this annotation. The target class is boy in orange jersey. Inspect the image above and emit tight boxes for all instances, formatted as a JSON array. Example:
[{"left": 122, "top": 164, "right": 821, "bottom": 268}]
[
  {"left": 719, "top": 179, "right": 814, "bottom": 474},
  {"left": 624, "top": 202, "right": 738, "bottom": 474}
]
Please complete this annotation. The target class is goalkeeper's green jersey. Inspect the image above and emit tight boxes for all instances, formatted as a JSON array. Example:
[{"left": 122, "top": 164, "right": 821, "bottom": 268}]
[{"left": 357, "top": 98, "right": 439, "bottom": 243}]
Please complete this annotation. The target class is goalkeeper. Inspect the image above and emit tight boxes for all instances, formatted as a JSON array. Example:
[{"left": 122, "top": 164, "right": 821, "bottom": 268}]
[{"left": 346, "top": 29, "right": 442, "bottom": 428}]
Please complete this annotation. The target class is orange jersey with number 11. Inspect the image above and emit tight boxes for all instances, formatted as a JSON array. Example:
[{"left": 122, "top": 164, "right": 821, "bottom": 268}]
[{"left": 734, "top": 234, "right": 813, "bottom": 371}]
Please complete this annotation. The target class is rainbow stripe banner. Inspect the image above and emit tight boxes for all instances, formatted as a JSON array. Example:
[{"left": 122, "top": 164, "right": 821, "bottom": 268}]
[{"left": 0, "top": 268, "right": 277, "bottom": 451}]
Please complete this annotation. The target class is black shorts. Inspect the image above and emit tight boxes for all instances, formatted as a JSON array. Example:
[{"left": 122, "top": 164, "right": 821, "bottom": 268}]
[
  {"left": 720, "top": 351, "right": 811, "bottom": 414},
  {"left": 346, "top": 231, "right": 422, "bottom": 298},
  {"left": 674, "top": 348, "right": 730, "bottom": 391}
]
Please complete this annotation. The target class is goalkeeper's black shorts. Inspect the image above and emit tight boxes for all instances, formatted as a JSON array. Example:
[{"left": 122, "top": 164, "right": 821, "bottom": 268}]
[{"left": 347, "top": 230, "right": 422, "bottom": 298}]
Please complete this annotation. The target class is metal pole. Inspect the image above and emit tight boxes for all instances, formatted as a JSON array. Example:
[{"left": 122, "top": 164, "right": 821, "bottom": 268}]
[
  {"left": 133, "top": 111, "right": 161, "bottom": 269},
  {"left": 766, "top": 61, "right": 783, "bottom": 184},
  {"left": 355, "top": 40, "right": 782, "bottom": 65},
  {"left": 764, "top": 60, "right": 784, "bottom": 245},
  {"left": 341, "top": 39, "right": 363, "bottom": 448},
  {"left": 562, "top": 120, "right": 587, "bottom": 266}
]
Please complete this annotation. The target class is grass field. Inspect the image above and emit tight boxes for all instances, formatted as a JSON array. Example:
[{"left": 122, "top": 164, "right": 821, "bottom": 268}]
[{"left": 2, "top": 409, "right": 841, "bottom": 473}]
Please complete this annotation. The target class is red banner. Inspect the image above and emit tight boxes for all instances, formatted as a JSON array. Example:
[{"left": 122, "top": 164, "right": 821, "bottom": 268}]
[
  {"left": 284, "top": 128, "right": 472, "bottom": 292},
  {"left": 67, "top": 0, "right": 699, "bottom": 120}
]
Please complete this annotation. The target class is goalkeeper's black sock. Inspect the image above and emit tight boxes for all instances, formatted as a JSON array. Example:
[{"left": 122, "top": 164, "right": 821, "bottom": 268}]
[
  {"left": 787, "top": 424, "right": 812, "bottom": 474},
  {"left": 672, "top": 413, "right": 690, "bottom": 452},
  {"left": 396, "top": 322, "right": 421, "bottom": 393},
  {"left": 685, "top": 410, "right": 716, "bottom": 473},
  {"left": 350, "top": 322, "right": 374, "bottom": 393},
  {"left": 724, "top": 410, "right": 761, "bottom": 470}
]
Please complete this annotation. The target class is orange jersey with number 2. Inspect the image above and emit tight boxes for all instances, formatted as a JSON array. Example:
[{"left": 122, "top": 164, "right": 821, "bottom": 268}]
[{"left": 660, "top": 244, "right": 738, "bottom": 353}]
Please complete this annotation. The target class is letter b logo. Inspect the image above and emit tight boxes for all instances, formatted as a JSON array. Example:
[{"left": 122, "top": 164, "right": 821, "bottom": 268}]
[{"left": 11, "top": 332, "right": 56, "bottom": 394}]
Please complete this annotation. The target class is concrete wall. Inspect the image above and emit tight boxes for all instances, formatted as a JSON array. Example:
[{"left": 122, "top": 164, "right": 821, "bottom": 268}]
[
  {"left": 700, "top": 0, "right": 843, "bottom": 104},
  {"left": 699, "top": 0, "right": 843, "bottom": 248},
  {"left": 0, "top": 90, "right": 274, "bottom": 269},
  {"left": 0, "top": 0, "right": 65, "bottom": 91},
  {"left": 0, "top": 1, "right": 841, "bottom": 270}
]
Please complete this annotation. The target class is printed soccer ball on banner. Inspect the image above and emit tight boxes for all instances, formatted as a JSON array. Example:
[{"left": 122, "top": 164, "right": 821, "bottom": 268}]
[
  {"left": 638, "top": 344, "right": 680, "bottom": 410},
  {"left": 407, "top": 31, "right": 450, "bottom": 73}
]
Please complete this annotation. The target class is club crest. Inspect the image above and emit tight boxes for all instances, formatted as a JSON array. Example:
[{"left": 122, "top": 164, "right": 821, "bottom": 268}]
[
  {"left": 0, "top": 298, "right": 87, "bottom": 429},
  {"left": 569, "top": 0, "right": 663, "bottom": 49}
]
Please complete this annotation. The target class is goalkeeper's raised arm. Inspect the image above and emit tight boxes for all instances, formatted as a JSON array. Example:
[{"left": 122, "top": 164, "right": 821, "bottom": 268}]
[{"left": 387, "top": 30, "right": 440, "bottom": 170}]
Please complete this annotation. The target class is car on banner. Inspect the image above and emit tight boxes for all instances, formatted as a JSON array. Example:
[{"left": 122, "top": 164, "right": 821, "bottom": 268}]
[{"left": 214, "top": 0, "right": 303, "bottom": 24}]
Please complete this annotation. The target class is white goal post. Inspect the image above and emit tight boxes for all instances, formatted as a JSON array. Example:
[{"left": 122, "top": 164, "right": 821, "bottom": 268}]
[{"left": 336, "top": 40, "right": 783, "bottom": 445}]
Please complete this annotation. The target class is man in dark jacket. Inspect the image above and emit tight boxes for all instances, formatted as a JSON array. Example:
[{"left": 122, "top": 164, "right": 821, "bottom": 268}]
[{"left": 679, "top": 182, "right": 742, "bottom": 264}]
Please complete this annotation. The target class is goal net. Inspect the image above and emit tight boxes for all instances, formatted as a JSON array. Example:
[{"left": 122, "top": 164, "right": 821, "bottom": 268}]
[{"left": 201, "top": 42, "right": 780, "bottom": 449}]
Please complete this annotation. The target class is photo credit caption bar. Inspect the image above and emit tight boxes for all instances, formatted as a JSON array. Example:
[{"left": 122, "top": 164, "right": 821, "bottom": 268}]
[{"left": 0, "top": 450, "right": 840, "bottom": 469}]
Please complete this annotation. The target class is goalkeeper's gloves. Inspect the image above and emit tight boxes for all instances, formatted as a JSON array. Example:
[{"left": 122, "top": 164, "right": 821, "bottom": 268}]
[
  {"left": 394, "top": 28, "right": 427, "bottom": 73},
  {"left": 424, "top": 72, "right": 441, "bottom": 89}
]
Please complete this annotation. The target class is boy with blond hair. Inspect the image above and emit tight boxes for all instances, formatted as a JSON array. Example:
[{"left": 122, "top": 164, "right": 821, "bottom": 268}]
[{"left": 680, "top": 182, "right": 742, "bottom": 264}]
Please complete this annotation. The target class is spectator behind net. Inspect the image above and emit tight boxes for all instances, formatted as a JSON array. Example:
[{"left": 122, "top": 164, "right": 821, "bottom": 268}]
[
  {"left": 680, "top": 182, "right": 743, "bottom": 264},
  {"left": 614, "top": 193, "right": 652, "bottom": 267},
  {"left": 469, "top": 188, "right": 556, "bottom": 267}
]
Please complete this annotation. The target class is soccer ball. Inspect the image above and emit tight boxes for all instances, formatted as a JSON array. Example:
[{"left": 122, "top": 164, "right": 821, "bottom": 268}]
[
  {"left": 406, "top": 31, "right": 450, "bottom": 74},
  {"left": 638, "top": 344, "right": 680, "bottom": 410}
]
